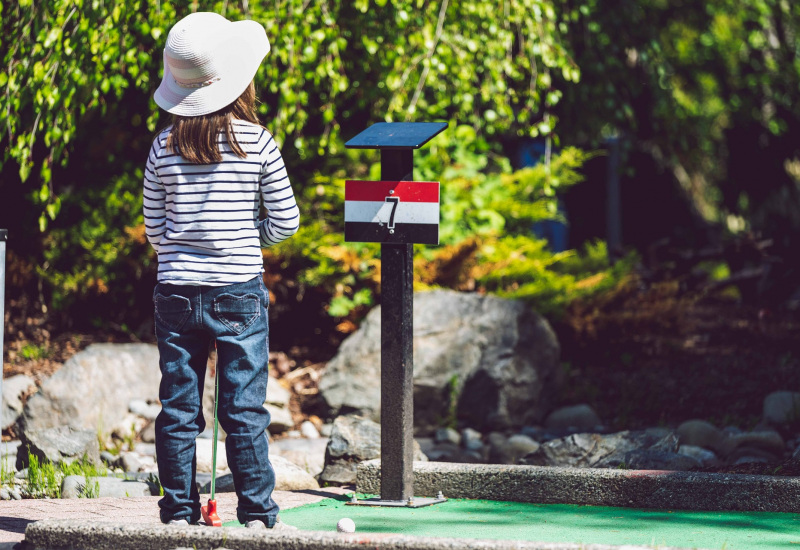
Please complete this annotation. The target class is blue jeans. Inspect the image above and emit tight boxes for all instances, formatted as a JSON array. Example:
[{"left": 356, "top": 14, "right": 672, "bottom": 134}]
[{"left": 153, "top": 275, "right": 279, "bottom": 525}]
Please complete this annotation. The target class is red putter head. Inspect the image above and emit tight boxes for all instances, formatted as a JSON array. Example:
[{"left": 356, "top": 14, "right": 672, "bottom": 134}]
[{"left": 201, "top": 499, "right": 222, "bottom": 527}]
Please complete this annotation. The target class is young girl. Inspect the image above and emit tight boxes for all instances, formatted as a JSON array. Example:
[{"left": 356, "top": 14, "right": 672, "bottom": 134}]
[{"left": 143, "top": 12, "right": 299, "bottom": 529}]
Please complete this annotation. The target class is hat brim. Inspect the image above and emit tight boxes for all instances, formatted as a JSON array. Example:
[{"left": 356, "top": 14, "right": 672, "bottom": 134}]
[{"left": 154, "top": 19, "right": 270, "bottom": 117}]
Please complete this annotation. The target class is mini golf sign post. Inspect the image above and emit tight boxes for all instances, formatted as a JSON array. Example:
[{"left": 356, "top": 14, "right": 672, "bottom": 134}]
[{"left": 344, "top": 122, "right": 447, "bottom": 508}]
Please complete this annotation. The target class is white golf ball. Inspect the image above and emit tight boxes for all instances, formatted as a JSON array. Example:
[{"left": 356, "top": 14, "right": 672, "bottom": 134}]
[{"left": 336, "top": 517, "right": 356, "bottom": 533}]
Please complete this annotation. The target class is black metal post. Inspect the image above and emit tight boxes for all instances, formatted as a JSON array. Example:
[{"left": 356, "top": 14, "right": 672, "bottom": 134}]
[
  {"left": 344, "top": 122, "right": 447, "bottom": 508},
  {"left": 380, "top": 150, "right": 415, "bottom": 501}
]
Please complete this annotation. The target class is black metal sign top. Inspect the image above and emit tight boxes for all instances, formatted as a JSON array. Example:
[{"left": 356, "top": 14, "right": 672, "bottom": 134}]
[{"left": 345, "top": 122, "right": 448, "bottom": 150}]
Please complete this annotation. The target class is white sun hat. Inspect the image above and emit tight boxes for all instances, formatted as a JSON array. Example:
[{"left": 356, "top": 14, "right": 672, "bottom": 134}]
[{"left": 154, "top": 12, "right": 270, "bottom": 117}]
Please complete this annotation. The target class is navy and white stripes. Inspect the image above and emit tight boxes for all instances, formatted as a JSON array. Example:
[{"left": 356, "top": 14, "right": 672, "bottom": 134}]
[{"left": 143, "top": 120, "right": 300, "bottom": 285}]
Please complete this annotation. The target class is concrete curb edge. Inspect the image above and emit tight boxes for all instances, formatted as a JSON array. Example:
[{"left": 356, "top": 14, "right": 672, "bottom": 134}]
[
  {"left": 356, "top": 460, "right": 800, "bottom": 513},
  {"left": 23, "top": 520, "right": 690, "bottom": 550}
]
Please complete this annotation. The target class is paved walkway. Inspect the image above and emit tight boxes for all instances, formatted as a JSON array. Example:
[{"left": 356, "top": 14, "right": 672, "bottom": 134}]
[{"left": 0, "top": 487, "right": 351, "bottom": 548}]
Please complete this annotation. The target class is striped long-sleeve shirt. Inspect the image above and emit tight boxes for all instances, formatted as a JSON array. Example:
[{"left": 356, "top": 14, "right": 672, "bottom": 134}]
[{"left": 143, "top": 120, "right": 299, "bottom": 285}]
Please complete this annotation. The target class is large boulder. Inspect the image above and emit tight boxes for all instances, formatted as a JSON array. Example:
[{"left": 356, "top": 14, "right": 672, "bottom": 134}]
[
  {"left": 19, "top": 344, "right": 161, "bottom": 437},
  {"left": 319, "top": 290, "right": 561, "bottom": 433}
]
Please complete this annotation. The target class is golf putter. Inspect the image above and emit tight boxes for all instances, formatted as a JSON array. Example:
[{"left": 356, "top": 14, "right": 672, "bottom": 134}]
[{"left": 201, "top": 341, "right": 222, "bottom": 527}]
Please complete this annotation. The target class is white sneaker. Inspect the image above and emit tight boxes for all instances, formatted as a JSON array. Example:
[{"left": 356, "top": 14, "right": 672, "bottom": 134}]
[
  {"left": 168, "top": 519, "right": 189, "bottom": 526},
  {"left": 245, "top": 520, "right": 267, "bottom": 529}
]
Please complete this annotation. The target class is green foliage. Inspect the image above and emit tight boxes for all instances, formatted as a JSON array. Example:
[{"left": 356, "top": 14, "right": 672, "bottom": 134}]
[
  {"left": 19, "top": 343, "right": 50, "bottom": 361},
  {"left": 1, "top": 0, "right": 171, "bottom": 229},
  {"left": 553, "top": 0, "right": 800, "bottom": 229},
  {"left": 0, "top": 457, "right": 16, "bottom": 488},
  {"left": 474, "top": 238, "right": 635, "bottom": 317},
  {"left": 38, "top": 170, "right": 153, "bottom": 318},
  {"left": 328, "top": 288, "right": 374, "bottom": 318},
  {"left": 27, "top": 452, "right": 106, "bottom": 499},
  {"left": 80, "top": 477, "right": 101, "bottom": 499},
  {"left": 1, "top": 0, "right": 637, "bottom": 329},
  {"left": 146, "top": 472, "right": 164, "bottom": 497},
  {"left": 2, "top": 0, "right": 575, "bottom": 226},
  {"left": 271, "top": 124, "right": 628, "bottom": 319}
]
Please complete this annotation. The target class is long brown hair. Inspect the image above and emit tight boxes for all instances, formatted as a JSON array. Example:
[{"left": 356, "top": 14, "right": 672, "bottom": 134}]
[{"left": 166, "top": 81, "right": 260, "bottom": 164}]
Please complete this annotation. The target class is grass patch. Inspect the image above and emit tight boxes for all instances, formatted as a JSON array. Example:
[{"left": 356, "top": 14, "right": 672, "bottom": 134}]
[{"left": 26, "top": 452, "right": 107, "bottom": 498}]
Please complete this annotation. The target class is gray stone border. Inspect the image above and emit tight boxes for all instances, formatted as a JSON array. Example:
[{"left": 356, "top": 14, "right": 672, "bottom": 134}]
[
  {"left": 23, "top": 520, "right": 690, "bottom": 550},
  {"left": 356, "top": 460, "right": 800, "bottom": 513}
]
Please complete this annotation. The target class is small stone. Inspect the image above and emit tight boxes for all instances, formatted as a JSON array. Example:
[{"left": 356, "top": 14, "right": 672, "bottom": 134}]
[
  {"left": 678, "top": 445, "right": 718, "bottom": 466},
  {"left": 120, "top": 452, "right": 142, "bottom": 473},
  {"left": 544, "top": 404, "right": 602, "bottom": 432},
  {"left": 300, "top": 421, "right": 320, "bottom": 439},
  {"left": 134, "top": 442, "right": 157, "bottom": 457},
  {"left": 463, "top": 438, "right": 484, "bottom": 452},
  {"left": 487, "top": 432, "right": 507, "bottom": 448},
  {"left": 265, "top": 405, "right": 294, "bottom": 434},
  {"left": 723, "top": 430, "right": 785, "bottom": 457},
  {"left": 506, "top": 434, "right": 540, "bottom": 464},
  {"left": 0, "top": 488, "right": 9, "bottom": 500},
  {"left": 111, "top": 413, "right": 149, "bottom": 442},
  {"left": 676, "top": 420, "right": 727, "bottom": 454},
  {"left": 100, "top": 451, "right": 120, "bottom": 467},
  {"left": 9, "top": 489, "right": 21, "bottom": 500},
  {"left": 265, "top": 377, "right": 291, "bottom": 408},
  {"left": 139, "top": 420, "right": 156, "bottom": 443},
  {"left": 128, "top": 400, "right": 162, "bottom": 421},
  {"left": 461, "top": 427, "right": 482, "bottom": 443},
  {"left": 763, "top": 391, "right": 800, "bottom": 426},
  {"left": 435, "top": 427, "right": 461, "bottom": 446},
  {"left": 320, "top": 423, "right": 334, "bottom": 437}
]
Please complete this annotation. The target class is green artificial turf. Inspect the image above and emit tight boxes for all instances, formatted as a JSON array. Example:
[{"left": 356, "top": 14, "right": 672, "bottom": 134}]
[{"left": 223, "top": 494, "right": 800, "bottom": 549}]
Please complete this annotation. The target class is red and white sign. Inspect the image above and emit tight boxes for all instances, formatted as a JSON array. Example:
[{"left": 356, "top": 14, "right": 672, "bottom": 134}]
[{"left": 344, "top": 180, "right": 440, "bottom": 244}]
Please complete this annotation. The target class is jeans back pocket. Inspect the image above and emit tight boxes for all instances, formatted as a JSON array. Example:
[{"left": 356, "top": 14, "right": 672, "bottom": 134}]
[
  {"left": 155, "top": 294, "right": 192, "bottom": 332},
  {"left": 214, "top": 293, "right": 260, "bottom": 334}
]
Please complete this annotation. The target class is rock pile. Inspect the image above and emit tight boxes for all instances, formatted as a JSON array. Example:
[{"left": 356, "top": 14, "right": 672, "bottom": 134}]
[
  {"left": 3, "top": 292, "right": 799, "bottom": 501},
  {"left": 0, "top": 343, "right": 323, "bottom": 499}
]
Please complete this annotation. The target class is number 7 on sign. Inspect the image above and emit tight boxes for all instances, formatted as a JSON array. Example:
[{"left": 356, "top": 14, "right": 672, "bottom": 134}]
[{"left": 385, "top": 195, "right": 400, "bottom": 231}]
